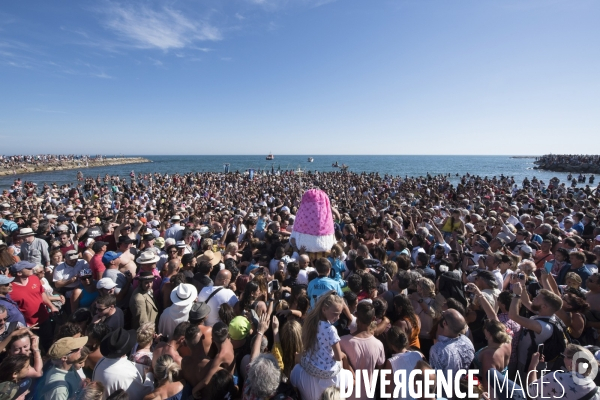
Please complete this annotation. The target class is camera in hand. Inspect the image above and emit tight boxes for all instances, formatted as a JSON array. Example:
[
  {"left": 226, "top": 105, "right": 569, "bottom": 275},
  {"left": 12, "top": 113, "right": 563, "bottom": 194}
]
[{"left": 364, "top": 259, "right": 388, "bottom": 283}]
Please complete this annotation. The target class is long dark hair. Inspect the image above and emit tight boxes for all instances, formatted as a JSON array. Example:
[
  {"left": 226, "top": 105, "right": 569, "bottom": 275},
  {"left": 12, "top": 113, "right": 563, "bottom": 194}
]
[
  {"left": 240, "top": 281, "right": 259, "bottom": 312},
  {"left": 392, "top": 294, "right": 419, "bottom": 338},
  {"left": 0, "top": 354, "right": 30, "bottom": 382}
]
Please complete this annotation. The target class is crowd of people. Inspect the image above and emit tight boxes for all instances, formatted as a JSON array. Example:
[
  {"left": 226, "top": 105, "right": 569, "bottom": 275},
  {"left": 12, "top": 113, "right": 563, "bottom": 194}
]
[
  {"left": 0, "top": 155, "right": 104, "bottom": 173},
  {"left": 0, "top": 168, "right": 600, "bottom": 400},
  {"left": 536, "top": 154, "right": 600, "bottom": 168}
]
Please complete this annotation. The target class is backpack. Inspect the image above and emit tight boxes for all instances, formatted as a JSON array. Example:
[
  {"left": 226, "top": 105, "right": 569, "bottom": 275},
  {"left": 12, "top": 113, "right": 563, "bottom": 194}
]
[{"left": 525, "top": 316, "right": 571, "bottom": 370}]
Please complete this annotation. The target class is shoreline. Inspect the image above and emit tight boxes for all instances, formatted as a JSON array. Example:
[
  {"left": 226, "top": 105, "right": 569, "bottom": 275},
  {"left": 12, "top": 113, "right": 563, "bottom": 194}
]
[{"left": 0, "top": 157, "right": 152, "bottom": 177}]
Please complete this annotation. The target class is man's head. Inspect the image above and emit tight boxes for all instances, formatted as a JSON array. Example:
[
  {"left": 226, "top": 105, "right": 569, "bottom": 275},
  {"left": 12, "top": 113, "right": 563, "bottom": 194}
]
[
  {"left": 298, "top": 254, "right": 309, "bottom": 269},
  {"left": 473, "top": 270, "right": 497, "bottom": 290},
  {"left": 136, "top": 272, "right": 154, "bottom": 293},
  {"left": 570, "top": 251, "right": 585, "bottom": 268},
  {"left": 0, "top": 304, "right": 7, "bottom": 331},
  {"left": 64, "top": 250, "right": 79, "bottom": 266},
  {"left": 10, "top": 261, "right": 35, "bottom": 278},
  {"left": 212, "top": 322, "right": 229, "bottom": 345},
  {"left": 95, "top": 294, "right": 117, "bottom": 318},
  {"left": 438, "top": 309, "right": 466, "bottom": 338},
  {"left": 315, "top": 258, "right": 332, "bottom": 276},
  {"left": 215, "top": 269, "right": 232, "bottom": 287},
  {"left": 101, "top": 251, "right": 120, "bottom": 269},
  {"left": 355, "top": 301, "right": 376, "bottom": 327},
  {"left": 49, "top": 336, "right": 88, "bottom": 367},
  {"left": 0, "top": 275, "right": 15, "bottom": 296},
  {"left": 531, "top": 289, "right": 563, "bottom": 316}
]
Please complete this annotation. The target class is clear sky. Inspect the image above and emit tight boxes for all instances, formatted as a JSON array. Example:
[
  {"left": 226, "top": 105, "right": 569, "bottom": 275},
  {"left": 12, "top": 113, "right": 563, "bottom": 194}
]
[{"left": 1, "top": 0, "right": 598, "bottom": 155}]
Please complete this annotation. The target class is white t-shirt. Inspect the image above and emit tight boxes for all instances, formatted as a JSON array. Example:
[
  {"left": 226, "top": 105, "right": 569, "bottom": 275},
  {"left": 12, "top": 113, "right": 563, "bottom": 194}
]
[
  {"left": 517, "top": 315, "right": 555, "bottom": 368},
  {"left": 53, "top": 260, "right": 89, "bottom": 293},
  {"left": 297, "top": 267, "right": 316, "bottom": 285},
  {"left": 196, "top": 286, "right": 238, "bottom": 326},
  {"left": 302, "top": 320, "right": 340, "bottom": 373}
]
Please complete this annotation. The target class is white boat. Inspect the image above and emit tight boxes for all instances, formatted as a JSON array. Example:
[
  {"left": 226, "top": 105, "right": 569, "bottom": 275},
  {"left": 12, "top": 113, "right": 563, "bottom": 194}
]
[
  {"left": 266, "top": 152, "right": 274, "bottom": 160},
  {"left": 307, "top": 157, "right": 314, "bottom": 162}
]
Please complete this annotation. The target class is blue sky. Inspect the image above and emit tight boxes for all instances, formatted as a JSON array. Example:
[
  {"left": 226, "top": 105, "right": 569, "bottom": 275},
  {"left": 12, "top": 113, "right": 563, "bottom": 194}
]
[{"left": 1, "top": 0, "right": 598, "bottom": 155}]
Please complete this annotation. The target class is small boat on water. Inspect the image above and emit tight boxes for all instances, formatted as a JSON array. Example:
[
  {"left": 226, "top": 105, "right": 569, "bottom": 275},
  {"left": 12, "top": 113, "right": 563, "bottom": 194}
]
[
  {"left": 340, "top": 164, "right": 349, "bottom": 171},
  {"left": 266, "top": 153, "right": 274, "bottom": 160},
  {"left": 332, "top": 162, "right": 339, "bottom": 168},
  {"left": 308, "top": 157, "right": 314, "bottom": 162}
]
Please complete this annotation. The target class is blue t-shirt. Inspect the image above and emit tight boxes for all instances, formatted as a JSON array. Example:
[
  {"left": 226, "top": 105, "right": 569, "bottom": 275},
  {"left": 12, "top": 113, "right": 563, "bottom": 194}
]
[
  {"left": 327, "top": 257, "right": 347, "bottom": 287},
  {"left": 307, "top": 276, "right": 343, "bottom": 308}
]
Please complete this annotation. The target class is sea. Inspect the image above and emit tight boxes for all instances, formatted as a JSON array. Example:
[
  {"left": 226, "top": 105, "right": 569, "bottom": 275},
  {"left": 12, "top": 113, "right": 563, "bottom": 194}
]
[{"left": 0, "top": 155, "right": 589, "bottom": 190}]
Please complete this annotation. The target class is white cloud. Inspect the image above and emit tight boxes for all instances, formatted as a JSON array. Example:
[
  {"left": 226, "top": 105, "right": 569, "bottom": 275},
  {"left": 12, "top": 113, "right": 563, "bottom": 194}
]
[{"left": 101, "top": 3, "right": 222, "bottom": 50}]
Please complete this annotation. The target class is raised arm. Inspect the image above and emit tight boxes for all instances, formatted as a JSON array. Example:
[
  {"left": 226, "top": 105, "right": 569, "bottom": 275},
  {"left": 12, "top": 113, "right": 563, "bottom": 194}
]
[{"left": 466, "top": 283, "right": 498, "bottom": 322}]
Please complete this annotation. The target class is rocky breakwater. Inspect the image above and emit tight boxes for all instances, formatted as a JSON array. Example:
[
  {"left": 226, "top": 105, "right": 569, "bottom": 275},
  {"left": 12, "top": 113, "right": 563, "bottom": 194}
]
[
  {"left": 534, "top": 160, "right": 600, "bottom": 174},
  {"left": 0, "top": 157, "right": 152, "bottom": 177}
]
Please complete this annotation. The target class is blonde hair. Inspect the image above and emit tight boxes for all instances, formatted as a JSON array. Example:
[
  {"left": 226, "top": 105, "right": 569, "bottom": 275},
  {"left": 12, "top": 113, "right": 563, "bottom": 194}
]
[
  {"left": 136, "top": 322, "right": 155, "bottom": 348},
  {"left": 154, "top": 354, "right": 181, "bottom": 384},
  {"left": 565, "top": 272, "right": 582, "bottom": 284},
  {"left": 281, "top": 320, "right": 303, "bottom": 379},
  {"left": 320, "top": 386, "right": 341, "bottom": 400},
  {"left": 416, "top": 277, "right": 435, "bottom": 297},
  {"left": 302, "top": 291, "right": 344, "bottom": 355},
  {"left": 225, "top": 242, "right": 238, "bottom": 254},
  {"left": 484, "top": 320, "right": 511, "bottom": 344},
  {"left": 330, "top": 244, "right": 343, "bottom": 259},
  {"left": 201, "top": 238, "right": 213, "bottom": 251}
]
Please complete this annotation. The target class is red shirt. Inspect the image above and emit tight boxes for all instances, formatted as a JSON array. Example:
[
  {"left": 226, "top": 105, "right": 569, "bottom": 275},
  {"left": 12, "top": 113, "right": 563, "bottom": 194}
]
[
  {"left": 59, "top": 244, "right": 75, "bottom": 256},
  {"left": 97, "top": 234, "right": 117, "bottom": 252},
  {"left": 89, "top": 254, "right": 106, "bottom": 280},
  {"left": 10, "top": 275, "right": 49, "bottom": 326}
]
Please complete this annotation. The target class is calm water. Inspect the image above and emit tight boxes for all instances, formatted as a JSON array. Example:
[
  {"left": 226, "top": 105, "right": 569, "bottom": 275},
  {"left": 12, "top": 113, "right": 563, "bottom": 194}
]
[{"left": 0, "top": 155, "right": 581, "bottom": 190}]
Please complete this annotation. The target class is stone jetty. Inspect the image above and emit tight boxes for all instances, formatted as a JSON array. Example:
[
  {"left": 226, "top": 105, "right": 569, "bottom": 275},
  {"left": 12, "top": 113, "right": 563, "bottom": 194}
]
[{"left": 0, "top": 157, "right": 151, "bottom": 177}]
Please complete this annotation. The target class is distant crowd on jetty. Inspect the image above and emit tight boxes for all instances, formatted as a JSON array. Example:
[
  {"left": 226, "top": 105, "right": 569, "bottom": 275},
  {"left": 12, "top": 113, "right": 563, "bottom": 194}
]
[
  {"left": 0, "top": 154, "right": 150, "bottom": 177},
  {"left": 2, "top": 169, "right": 600, "bottom": 399},
  {"left": 1, "top": 154, "right": 105, "bottom": 171},
  {"left": 535, "top": 154, "right": 600, "bottom": 174}
]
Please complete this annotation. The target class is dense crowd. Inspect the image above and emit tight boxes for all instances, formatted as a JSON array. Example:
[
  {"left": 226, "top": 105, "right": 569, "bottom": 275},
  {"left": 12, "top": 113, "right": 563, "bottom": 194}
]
[
  {"left": 0, "top": 155, "right": 104, "bottom": 172},
  {"left": 536, "top": 154, "right": 600, "bottom": 167},
  {"left": 1, "top": 169, "right": 600, "bottom": 400}
]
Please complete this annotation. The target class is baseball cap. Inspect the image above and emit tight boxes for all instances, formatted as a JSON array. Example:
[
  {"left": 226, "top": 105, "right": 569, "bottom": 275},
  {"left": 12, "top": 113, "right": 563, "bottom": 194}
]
[
  {"left": 475, "top": 239, "right": 489, "bottom": 250},
  {"left": 595, "top": 235, "right": 600, "bottom": 242},
  {"left": 0, "top": 275, "right": 15, "bottom": 285},
  {"left": 229, "top": 316, "right": 251, "bottom": 341},
  {"left": 92, "top": 241, "right": 108, "bottom": 253},
  {"left": 102, "top": 251, "right": 120, "bottom": 264},
  {"left": 97, "top": 278, "right": 117, "bottom": 290},
  {"left": 48, "top": 336, "right": 88, "bottom": 359},
  {"left": 10, "top": 261, "right": 36, "bottom": 273}
]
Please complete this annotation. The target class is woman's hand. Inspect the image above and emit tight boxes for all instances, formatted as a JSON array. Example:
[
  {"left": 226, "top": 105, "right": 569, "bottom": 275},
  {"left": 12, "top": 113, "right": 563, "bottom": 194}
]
[
  {"left": 30, "top": 334, "right": 40, "bottom": 352},
  {"left": 258, "top": 312, "right": 270, "bottom": 335},
  {"left": 271, "top": 315, "right": 279, "bottom": 337}
]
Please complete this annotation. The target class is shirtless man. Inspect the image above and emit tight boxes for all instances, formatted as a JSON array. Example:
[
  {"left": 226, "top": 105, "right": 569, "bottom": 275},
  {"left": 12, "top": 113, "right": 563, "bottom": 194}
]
[
  {"left": 191, "top": 321, "right": 237, "bottom": 397},
  {"left": 116, "top": 236, "right": 138, "bottom": 276},
  {"left": 153, "top": 321, "right": 188, "bottom": 369},
  {"left": 114, "top": 213, "right": 143, "bottom": 242},
  {"left": 181, "top": 325, "right": 211, "bottom": 387},
  {"left": 188, "top": 302, "right": 212, "bottom": 356},
  {"left": 585, "top": 273, "right": 600, "bottom": 329}
]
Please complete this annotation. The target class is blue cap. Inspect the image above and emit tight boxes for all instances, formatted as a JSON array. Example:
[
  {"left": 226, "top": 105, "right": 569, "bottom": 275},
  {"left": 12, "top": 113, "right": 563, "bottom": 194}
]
[
  {"left": 102, "top": 251, "right": 120, "bottom": 265},
  {"left": 0, "top": 275, "right": 15, "bottom": 285},
  {"left": 10, "top": 261, "right": 36, "bottom": 272}
]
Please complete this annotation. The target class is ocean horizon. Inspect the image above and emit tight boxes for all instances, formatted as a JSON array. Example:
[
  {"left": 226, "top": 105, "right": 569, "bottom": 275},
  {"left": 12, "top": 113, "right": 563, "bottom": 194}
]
[{"left": 0, "top": 155, "right": 588, "bottom": 190}]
